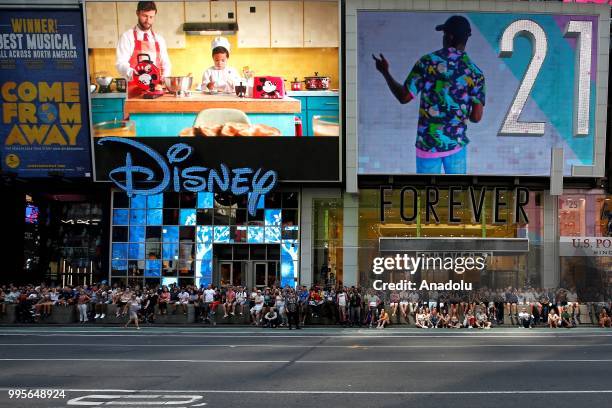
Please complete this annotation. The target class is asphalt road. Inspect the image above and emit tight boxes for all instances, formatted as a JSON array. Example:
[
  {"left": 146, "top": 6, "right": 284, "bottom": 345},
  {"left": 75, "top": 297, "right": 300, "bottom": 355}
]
[{"left": 0, "top": 326, "right": 610, "bottom": 408}]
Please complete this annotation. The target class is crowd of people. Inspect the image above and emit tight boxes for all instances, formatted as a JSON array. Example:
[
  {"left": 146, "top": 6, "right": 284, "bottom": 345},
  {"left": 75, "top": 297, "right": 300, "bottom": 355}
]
[{"left": 0, "top": 283, "right": 611, "bottom": 329}]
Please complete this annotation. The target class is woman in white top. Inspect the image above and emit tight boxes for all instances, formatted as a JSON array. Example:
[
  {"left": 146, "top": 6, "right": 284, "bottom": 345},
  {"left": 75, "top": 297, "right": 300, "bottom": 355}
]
[
  {"left": 274, "top": 290, "right": 287, "bottom": 326},
  {"left": 236, "top": 287, "right": 247, "bottom": 316},
  {"left": 201, "top": 37, "right": 241, "bottom": 94}
]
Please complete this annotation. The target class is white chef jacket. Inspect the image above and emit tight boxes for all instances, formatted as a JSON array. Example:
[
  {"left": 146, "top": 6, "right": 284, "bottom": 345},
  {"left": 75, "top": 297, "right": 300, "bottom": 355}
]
[
  {"left": 115, "top": 25, "right": 172, "bottom": 80},
  {"left": 201, "top": 66, "right": 241, "bottom": 93}
]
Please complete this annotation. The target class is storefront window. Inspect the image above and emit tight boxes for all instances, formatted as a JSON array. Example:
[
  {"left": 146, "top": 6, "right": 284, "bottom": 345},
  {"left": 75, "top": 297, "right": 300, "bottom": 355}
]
[
  {"left": 312, "top": 199, "right": 344, "bottom": 287},
  {"left": 110, "top": 190, "right": 299, "bottom": 289},
  {"left": 559, "top": 192, "right": 612, "bottom": 302},
  {"left": 358, "top": 188, "right": 544, "bottom": 290}
]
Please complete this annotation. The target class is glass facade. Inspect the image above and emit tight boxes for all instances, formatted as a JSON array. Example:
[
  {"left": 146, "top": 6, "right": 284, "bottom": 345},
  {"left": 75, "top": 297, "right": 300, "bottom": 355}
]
[
  {"left": 110, "top": 191, "right": 300, "bottom": 288},
  {"left": 559, "top": 191, "right": 612, "bottom": 302},
  {"left": 312, "top": 198, "right": 344, "bottom": 287},
  {"left": 357, "top": 188, "right": 544, "bottom": 290}
]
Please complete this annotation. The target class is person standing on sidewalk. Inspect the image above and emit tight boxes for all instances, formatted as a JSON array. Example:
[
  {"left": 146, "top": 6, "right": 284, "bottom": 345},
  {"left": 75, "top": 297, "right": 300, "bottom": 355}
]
[
  {"left": 77, "top": 289, "right": 91, "bottom": 324},
  {"left": 285, "top": 289, "right": 300, "bottom": 330}
]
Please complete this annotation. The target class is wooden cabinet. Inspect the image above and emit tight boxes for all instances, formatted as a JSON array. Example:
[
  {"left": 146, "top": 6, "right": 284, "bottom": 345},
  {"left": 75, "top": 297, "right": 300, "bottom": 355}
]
[
  {"left": 154, "top": 2, "right": 186, "bottom": 48},
  {"left": 117, "top": 1, "right": 185, "bottom": 48},
  {"left": 86, "top": 2, "right": 118, "bottom": 48},
  {"left": 211, "top": 0, "right": 236, "bottom": 22},
  {"left": 185, "top": 1, "right": 211, "bottom": 22},
  {"left": 304, "top": 1, "right": 338, "bottom": 48},
  {"left": 116, "top": 2, "right": 138, "bottom": 38},
  {"left": 237, "top": 1, "right": 270, "bottom": 48},
  {"left": 270, "top": 1, "right": 303, "bottom": 48}
]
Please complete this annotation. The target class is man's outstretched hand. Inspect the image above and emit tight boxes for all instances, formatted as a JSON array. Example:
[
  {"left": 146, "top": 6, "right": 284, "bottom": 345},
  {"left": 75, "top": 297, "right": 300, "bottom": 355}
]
[{"left": 372, "top": 53, "right": 389, "bottom": 74}]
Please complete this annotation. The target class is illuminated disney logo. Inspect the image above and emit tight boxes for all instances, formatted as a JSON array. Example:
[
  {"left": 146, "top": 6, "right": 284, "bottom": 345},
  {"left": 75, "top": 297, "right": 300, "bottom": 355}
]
[{"left": 96, "top": 137, "right": 277, "bottom": 216}]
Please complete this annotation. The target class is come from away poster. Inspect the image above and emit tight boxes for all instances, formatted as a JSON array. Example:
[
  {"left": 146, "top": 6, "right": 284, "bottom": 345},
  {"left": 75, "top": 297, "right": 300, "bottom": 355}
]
[{"left": 0, "top": 8, "right": 91, "bottom": 178}]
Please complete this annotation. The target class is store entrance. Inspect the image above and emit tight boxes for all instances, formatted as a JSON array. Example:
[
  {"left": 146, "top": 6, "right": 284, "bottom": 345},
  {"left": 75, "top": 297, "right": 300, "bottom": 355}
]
[{"left": 216, "top": 260, "right": 280, "bottom": 288}]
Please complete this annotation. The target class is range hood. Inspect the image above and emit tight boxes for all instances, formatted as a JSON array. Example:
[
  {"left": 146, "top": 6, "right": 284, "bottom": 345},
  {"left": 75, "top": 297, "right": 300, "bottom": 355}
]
[{"left": 183, "top": 22, "right": 238, "bottom": 35}]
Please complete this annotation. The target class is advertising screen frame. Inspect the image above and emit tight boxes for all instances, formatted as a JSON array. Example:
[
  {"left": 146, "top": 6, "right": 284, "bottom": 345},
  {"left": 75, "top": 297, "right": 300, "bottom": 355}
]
[
  {"left": 0, "top": 2, "right": 94, "bottom": 179},
  {"left": 85, "top": 0, "right": 344, "bottom": 185},
  {"left": 344, "top": 0, "right": 610, "bottom": 191}
]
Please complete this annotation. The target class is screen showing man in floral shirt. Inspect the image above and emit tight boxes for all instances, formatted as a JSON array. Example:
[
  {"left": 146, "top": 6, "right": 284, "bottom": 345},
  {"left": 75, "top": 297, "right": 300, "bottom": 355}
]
[{"left": 373, "top": 15, "right": 485, "bottom": 174}]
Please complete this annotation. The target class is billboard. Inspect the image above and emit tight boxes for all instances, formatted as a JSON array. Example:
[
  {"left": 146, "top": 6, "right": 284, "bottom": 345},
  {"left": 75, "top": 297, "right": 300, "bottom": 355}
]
[
  {"left": 0, "top": 7, "right": 92, "bottom": 178},
  {"left": 356, "top": 10, "right": 605, "bottom": 176},
  {"left": 94, "top": 136, "right": 340, "bottom": 184}
]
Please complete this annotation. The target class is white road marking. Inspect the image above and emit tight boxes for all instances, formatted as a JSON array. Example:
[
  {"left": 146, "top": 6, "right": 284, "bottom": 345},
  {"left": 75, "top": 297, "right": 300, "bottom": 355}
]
[
  {"left": 66, "top": 394, "right": 204, "bottom": 406},
  {"left": 0, "top": 333, "right": 610, "bottom": 339},
  {"left": 0, "top": 358, "right": 610, "bottom": 364},
  {"left": 0, "top": 343, "right": 610, "bottom": 348},
  {"left": 1, "top": 388, "right": 611, "bottom": 396}
]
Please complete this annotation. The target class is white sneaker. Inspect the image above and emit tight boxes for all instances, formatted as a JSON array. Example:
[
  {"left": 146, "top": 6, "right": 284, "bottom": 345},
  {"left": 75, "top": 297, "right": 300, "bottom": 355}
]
[
  {"left": 100, "top": 314, "right": 106, "bottom": 319},
  {"left": 94, "top": 314, "right": 100, "bottom": 319}
]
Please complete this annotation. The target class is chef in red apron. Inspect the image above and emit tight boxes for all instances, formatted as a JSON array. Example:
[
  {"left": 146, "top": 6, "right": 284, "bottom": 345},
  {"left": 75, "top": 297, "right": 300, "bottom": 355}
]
[{"left": 115, "top": 1, "right": 172, "bottom": 98}]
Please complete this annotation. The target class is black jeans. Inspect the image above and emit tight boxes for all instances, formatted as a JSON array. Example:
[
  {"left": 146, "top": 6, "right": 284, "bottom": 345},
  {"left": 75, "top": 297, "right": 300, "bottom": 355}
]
[{"left": 287, "top": 310, "right": 299, "bottom": 328}]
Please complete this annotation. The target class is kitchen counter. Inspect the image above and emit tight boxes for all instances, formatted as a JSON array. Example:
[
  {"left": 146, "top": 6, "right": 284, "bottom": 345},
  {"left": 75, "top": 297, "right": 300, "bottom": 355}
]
[
  {"left": 286, "top": 90, "right": 339, "bottom": 97},
  {"left": 91, "top": 92, "right": 126, "bottom": 99},
  {"left": 125, "top": 93, "right": 300, "bottom": 115},
  {"left": 125, "top": 93, "right": 301, "bottom": 136}
]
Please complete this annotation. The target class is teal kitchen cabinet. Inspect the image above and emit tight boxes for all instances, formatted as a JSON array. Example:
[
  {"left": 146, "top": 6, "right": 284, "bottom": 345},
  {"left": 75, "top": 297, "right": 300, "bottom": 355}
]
[
  {"left": 288, "top": 92, "right": 338, "bottom": 136},
  {"left": 90, "top": 93, "right": 126, "bottom": 125}
]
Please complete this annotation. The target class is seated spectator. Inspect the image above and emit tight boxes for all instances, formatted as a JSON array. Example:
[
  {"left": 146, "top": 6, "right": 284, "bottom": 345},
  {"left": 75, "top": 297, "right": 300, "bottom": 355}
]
[
  {"left": 264, "top": 307, "right": 278, "bottom": 328},
  {"left": 448, "top": 312, "right": 461, "bottom": 328},
  {"left": 177, "top": 289, "right": 190, "bottom": 315},
  {"left": 415, "top": 308, "right": 430, "bottom": 329},
  {"left": 309, "top": 287, "right": 324, "bottom": 318},
  {"left": 561, "top": 307, "right": 573, "bottom": 328},
  {"left": 169, "top": 287, "right": 180, "bottom": 314},
  {"left": 438, "top": 311, "right": 450, "bottom": 328},
  {"left": 250, "top": 290, "right": 264, "bottom": 326},
  {"left": 548, "top": 309, "right": 561, "bottom": 328},
  {"left": 0, "top": 288, "right": 6, "bottom": 315},
  {"left": 476, "top": 309, "right": 492, "bottom": 329},
  {"left": 518, "top": 308, "right": 534, "bottom": 328},
  {"left": 143, "top": 290, "right": 157, "bottom": 323},
  {"left": 389, "top": 291, "right": 400, "bottom": 317},
  {"left": 599, "top": 309, "right": 611, "bottom": 328},
  {"left": 223, "top": 286, "right": 236, "bottom": 318},
  {"left": 430, "top": 307, "right": 440, "bottom": 328},
  {"left": 235, "top": 286, "right": 247, "bottom": 316},
  {"left": 158, "top": 287, "right": 170, "bottom": 315},
  {"left": 464, "top": 309, "right": 476, "bottom": 329},
  {"left": 376, "top": 308, "right": 390, "bottom": 329}
]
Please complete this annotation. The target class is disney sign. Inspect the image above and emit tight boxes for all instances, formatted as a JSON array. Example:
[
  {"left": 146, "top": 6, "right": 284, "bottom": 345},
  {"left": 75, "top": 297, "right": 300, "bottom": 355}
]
[{"left": 97, "top": 137, "right": 278, "bottom": 216}]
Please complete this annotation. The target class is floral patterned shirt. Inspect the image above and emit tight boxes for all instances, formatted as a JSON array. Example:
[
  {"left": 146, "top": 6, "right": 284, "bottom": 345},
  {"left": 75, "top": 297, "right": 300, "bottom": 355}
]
[{"left": 405, "top": 47, "right": 485, "bottom": 154}]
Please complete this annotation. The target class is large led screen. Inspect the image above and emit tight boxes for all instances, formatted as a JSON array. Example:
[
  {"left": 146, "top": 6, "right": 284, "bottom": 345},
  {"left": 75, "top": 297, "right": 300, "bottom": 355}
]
[{"left": 357, "top": 11, "right": 601, "bottom": 176}]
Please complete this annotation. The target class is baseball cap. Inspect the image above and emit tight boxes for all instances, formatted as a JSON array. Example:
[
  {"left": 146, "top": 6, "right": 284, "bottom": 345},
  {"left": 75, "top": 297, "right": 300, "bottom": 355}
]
[{"left": 435, "top": 15, "right": 471, "bottom": 39}]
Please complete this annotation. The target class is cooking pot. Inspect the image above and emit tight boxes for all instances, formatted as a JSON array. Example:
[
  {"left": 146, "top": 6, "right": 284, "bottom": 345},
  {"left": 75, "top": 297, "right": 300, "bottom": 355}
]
[
  {"left": 95, "top": 76, "right": 114, "bottom": 87},
  {"left": 164, "top": 75, "right": 193, "bottom": 95},
  {"left": 291, "top": 77, "right": 302, "bottom": 91},
  {"left": 304, "top": 72, "right": 330, "bottom": 90}
]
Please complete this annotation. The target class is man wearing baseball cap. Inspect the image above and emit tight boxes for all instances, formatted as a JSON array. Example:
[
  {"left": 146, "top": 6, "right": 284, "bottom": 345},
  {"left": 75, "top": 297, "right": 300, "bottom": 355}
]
[{"left": 373, "top": 15, "right": 485, "bottom": 174}]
